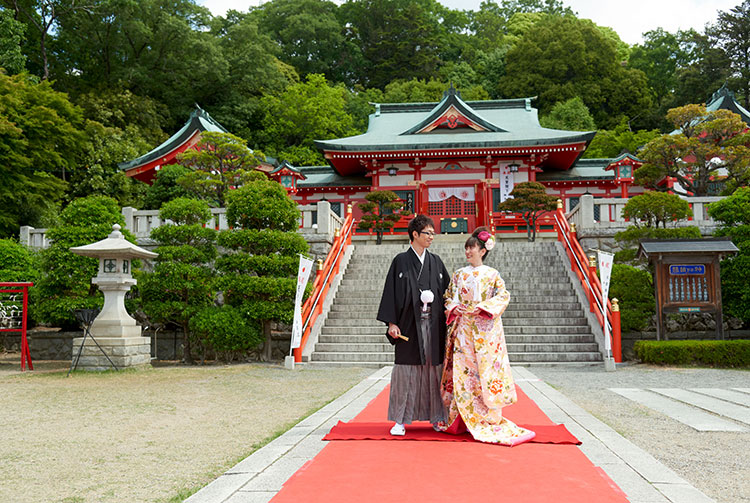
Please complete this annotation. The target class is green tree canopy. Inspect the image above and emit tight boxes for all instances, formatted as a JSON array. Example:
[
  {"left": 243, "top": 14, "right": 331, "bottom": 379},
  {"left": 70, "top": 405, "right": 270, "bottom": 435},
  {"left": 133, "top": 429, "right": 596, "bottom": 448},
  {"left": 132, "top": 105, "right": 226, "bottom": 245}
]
[
  {"left": 52, "top": 0, "right": 224, "bottom": 122},
  {"left": 539, "top": 96, "right": 596, "bottom": 131},
  {"left": 497, "top": 15, "right": 653, "bottom": 129},
  {"left": 177, "top": 131, "right": 265, "bottom": 207},
  {"left": 0, "top": 71, "right": 87, "bottom": 236},
  {"left": 339, "top": 0, "right": 449, "bottom": 88},
  {"left": 252, "top": 0, "right": 361, "bottom": 86},
  {"left": 707, "top": 186, "right": 750, "bottom": 323},
  {"left": 583, "top": 121, "right": 660, "bottom": 159},
  {"left": 208, "top": 13, "right": 297, "bottom": 143},
  {"left": 0, "top": 9, "right": 26, "bottom": 74},
  {"left": 217, "top": 176, "right": 307, "bottom": 360},
  {"left": 710, "top": 1, "right": 750, "bottom": 109},
  {"left": 496, "top": 181, "right": 557, "bottom": 241},
  {"left": 357, "top": 190, "right": 406, "bottom": 244},
  {"left": 621, "top": 191, "right": 692, "bottom": 228},
  {"left": 33, "top": 196, "right": 130, "bottom": 329},
  {"left": 138, "top": 197, "right": 217, "bottom": 363},
  {"left": 260, "top": 73, "right": 357, "bottom": 165},
  {"left": 635, "top": 105, "right": 750, "bottom": 196}
]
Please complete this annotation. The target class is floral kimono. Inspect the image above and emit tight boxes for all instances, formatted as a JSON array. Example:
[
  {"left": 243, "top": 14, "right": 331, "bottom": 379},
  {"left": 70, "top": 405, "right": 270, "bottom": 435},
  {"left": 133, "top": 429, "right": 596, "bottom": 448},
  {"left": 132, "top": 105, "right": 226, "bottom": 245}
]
[{"left": 437, "top": 265, "right": 535, "bottom": 446}]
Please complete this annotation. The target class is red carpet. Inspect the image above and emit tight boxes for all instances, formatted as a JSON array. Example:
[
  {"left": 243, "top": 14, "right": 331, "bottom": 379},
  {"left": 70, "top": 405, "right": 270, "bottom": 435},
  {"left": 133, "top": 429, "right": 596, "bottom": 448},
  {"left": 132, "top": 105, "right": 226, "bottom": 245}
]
[
  {"left": 324, "top": 421, "right": 580, "bottom": 444},
  {"left": 271, "top": 385, "right": 628, "bottom": 503}
]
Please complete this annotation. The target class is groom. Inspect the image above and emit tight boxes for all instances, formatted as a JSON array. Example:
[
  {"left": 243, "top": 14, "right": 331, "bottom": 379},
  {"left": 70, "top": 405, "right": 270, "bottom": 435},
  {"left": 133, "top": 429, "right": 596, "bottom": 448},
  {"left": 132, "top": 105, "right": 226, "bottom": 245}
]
[{"left": 377, "top": 214, "right": 450, "bottom": 435}]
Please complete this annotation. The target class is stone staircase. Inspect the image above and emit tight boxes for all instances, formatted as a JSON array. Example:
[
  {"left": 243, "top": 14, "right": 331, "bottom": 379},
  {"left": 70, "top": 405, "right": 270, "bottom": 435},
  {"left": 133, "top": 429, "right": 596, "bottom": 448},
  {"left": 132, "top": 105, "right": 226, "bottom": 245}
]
[{"left": 310, "top": 239, "right": 603, "bottom": 367}]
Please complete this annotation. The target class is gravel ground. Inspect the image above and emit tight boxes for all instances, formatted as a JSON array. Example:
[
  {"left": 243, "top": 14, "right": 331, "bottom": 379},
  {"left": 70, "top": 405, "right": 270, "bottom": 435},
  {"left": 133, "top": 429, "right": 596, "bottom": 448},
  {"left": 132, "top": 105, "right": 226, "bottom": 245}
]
[
  {"left": 530, "top": 364, "right": 750, "bottom": 503},
  {"left": 0, "top": 354, "right": 372, "bottom": 503}
]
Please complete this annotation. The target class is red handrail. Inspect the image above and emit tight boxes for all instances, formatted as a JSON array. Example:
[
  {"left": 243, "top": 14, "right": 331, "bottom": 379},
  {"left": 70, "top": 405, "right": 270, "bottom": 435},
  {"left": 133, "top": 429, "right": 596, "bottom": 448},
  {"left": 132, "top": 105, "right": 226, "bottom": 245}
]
[
  {"left": 0, "top": 282, "right": 34, "bottom": 371},
  {"left": 552, "top": 204, "right": 622, "bottom": 362},
  {"left": 293, "top": 208, "right": 355, "bottom": 362}
]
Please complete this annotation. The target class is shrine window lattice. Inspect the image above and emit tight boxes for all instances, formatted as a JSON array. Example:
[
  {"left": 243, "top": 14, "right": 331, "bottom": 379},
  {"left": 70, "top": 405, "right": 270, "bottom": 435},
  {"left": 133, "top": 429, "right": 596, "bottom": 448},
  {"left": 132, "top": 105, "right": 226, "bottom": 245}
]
[{"left": 430, "top": 196, "right": 473, "bottom": 217}]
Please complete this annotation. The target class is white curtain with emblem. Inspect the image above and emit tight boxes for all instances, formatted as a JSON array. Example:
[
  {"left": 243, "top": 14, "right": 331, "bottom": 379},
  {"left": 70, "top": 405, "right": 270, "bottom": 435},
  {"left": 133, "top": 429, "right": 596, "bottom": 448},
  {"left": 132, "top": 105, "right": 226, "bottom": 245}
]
[{"left": 428, "top": 187, "right": 475, "bottom": 202}]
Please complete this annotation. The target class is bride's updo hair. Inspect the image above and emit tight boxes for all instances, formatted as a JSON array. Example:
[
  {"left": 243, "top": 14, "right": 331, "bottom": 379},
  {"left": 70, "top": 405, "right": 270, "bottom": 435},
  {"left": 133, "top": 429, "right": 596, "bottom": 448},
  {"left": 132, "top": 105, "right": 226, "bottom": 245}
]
[{"left": 465, "top": 226, "right": 494, "bottom": 260}]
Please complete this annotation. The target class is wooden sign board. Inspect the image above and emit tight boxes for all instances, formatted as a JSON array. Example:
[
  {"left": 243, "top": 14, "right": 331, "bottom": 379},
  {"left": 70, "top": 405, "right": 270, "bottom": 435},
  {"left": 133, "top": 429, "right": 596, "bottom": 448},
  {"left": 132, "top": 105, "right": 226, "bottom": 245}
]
[{"left": 637, "top": 239, "right": 739, "bottom": 341}]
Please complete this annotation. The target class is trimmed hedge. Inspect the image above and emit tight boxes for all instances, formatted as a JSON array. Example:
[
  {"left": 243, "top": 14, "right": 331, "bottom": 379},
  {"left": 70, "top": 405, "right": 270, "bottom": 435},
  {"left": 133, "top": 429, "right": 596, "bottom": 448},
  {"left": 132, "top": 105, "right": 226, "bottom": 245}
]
[{"left": 634, "top": 340, "right": 750, "bottom": 368}]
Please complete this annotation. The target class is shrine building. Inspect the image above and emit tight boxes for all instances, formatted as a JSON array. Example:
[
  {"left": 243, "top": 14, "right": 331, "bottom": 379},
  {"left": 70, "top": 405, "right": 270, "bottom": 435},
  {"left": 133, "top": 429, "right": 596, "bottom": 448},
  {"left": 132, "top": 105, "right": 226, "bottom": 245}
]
[
  {"left": 299, "top": 86, "right": 646, "bottom": 234},
  {"left": 121, "top": 85, "right": 748, "bottom": 235}
]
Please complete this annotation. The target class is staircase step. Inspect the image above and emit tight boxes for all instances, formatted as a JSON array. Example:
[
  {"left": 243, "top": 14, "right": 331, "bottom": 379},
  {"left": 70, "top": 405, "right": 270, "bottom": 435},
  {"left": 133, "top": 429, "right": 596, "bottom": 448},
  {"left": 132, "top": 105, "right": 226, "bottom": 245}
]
[
  {"left": 325, "top": 310, "right": 585, "bottom": 320},
  {"left": 315, "top": 342, "right": 394, "bottom": 352},
  {"left": 505, "top": 334, "right": 597, "bottom": 344},
  {"left": 327, "top": 302, "right": 583, "bottom": 312},
  {"left": 503, "top": 326, "right": 592, "bottom": 334},
  {"left": 318, "top": 335, "right": 387, "bottom": 343},
  {"left": 310, "top": 241, "right": 603, "bottom": 367},
  {"left": 320, "top": 325, "right": 592, "bottom": 335},
  {"left": 506, "top": 343, "right": 600, "bottom": 353},
  {"left": 508, "top": 352, "right": 603, "bottom": 362},
  {"left": 322, "top": 317, "right": 587, "bottom": 327},
  {"left": 311, "top": 352, "right": 394, "bottom": 362}
]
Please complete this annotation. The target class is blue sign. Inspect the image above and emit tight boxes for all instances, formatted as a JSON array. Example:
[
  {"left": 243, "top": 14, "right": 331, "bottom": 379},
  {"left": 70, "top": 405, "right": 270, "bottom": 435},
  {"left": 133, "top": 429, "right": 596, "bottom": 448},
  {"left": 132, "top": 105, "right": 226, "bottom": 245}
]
[{"left": 669, "top": 264, "right": 705, "bottom": 275}]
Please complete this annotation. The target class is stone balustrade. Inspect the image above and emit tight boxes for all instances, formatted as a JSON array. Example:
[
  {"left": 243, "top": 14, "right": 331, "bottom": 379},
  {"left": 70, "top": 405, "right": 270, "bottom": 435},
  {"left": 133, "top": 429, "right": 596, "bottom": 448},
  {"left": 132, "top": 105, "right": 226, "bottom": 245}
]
[
  {"left": 567, "top": 194, "right": 724, "bottom": 233},
  {"left": 567, "top": 194, "right": 725, "bottom": 254},
  {"left": 20, "top": 201, "right": 343, "bottom": 250}
]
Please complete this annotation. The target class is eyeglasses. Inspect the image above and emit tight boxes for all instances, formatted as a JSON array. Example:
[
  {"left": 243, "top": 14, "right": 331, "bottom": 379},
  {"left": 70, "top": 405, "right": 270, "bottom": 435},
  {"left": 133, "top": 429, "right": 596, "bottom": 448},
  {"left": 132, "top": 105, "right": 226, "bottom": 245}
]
[{"left": 420, "top": 231, "right": 436, "bottom": 237}]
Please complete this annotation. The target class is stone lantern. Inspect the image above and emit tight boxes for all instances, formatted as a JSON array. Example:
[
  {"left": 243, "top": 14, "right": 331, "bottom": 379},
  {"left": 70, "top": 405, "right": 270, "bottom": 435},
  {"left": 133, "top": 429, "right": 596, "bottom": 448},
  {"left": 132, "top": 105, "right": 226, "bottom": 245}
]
[{"left": 69, "top": 224, "right": 158, "bottom": 370}]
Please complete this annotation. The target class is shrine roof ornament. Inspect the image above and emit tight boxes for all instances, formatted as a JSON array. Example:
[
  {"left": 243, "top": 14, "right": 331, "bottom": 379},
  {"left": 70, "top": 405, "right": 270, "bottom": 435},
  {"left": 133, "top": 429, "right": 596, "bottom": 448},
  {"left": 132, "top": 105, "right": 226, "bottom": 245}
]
[{"left": 401, "top": 84, "right": 505, "bottom": 134}]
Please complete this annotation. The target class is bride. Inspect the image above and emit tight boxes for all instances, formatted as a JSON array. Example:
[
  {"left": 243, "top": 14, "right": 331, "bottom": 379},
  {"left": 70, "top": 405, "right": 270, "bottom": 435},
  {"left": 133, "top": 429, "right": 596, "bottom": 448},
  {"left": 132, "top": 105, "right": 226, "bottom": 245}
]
[{"left": 436, "top": 227, "right": 535, "bottom": 446}]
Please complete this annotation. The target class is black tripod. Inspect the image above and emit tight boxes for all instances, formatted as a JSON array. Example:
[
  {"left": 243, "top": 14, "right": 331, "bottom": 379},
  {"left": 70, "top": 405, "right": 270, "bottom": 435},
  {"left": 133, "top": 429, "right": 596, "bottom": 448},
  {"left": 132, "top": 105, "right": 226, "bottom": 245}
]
[{"left": 68, "top": 308, "right": 118, "bottom": 376}]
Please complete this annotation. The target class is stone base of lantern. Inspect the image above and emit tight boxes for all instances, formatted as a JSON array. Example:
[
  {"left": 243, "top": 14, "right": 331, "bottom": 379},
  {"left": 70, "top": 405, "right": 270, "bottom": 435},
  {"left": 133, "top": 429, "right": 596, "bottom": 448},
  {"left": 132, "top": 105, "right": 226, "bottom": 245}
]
[{"left": 71, "top": 335, "right": 151, "bottom": 371}]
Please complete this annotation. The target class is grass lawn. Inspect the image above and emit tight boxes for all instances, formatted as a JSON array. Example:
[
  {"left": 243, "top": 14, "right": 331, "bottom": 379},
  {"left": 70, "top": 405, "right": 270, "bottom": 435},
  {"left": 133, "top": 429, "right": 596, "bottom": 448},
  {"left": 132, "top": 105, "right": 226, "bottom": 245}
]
[{"left": 0, "top": 353, "right": 373, "bottom": 503}]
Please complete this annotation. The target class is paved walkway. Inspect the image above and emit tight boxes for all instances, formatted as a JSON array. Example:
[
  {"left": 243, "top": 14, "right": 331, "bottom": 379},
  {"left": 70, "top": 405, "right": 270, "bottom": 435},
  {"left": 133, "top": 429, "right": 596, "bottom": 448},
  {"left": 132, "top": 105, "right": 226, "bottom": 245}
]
[{"left": 185, "top": 366, "right": 730, "bottom": 503}]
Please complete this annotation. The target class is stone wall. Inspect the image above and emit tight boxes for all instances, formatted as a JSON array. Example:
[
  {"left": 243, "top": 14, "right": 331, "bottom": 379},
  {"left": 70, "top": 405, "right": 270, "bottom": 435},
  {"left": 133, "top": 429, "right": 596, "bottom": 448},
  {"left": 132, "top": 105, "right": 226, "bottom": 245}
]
[{"left": 3, "top": 325, "right": 294, "bottom": 363}]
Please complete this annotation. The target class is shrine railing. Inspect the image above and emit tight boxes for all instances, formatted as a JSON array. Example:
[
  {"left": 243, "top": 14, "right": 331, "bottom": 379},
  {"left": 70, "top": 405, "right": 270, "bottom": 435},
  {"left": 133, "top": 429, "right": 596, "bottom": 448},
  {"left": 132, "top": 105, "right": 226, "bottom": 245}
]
[
  {"left": 490, "top": 213, "right": 557, "bottom": 234},
  {"left": 21, "top": 201, "right": 344, "bottom": 249},
  {"left": 0, "top": 282, "right": 34, "bottom": 371},
  {"left": 552, "top": 203, "right": 622, "bottom": 362},
  {"left": 293, "top": 205, "right": 354, "bottom": 363}
]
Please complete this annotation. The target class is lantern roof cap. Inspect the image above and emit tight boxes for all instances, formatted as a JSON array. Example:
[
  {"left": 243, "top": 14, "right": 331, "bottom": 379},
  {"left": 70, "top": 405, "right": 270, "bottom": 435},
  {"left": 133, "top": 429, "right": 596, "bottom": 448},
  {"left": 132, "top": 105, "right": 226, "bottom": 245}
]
[{"left": 70, "top": 224, "right": 158, "bottom": 259}]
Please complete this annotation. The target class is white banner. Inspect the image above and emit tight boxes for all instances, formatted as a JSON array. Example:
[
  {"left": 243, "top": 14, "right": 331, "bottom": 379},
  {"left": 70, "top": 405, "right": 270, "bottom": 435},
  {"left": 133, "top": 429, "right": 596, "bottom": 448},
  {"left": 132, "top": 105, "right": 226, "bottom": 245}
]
[
  {"left": 598, "top": 251, "right": 614, "bottom": 356},
  {"left": 428, "top": 187, "right": 475, "bottom": 202},
  {"left": 500, "top": 165, "right": 514, "bottom": 202},
  {"left": 290, "top": 255, "right": 314, "bottom": 350}
]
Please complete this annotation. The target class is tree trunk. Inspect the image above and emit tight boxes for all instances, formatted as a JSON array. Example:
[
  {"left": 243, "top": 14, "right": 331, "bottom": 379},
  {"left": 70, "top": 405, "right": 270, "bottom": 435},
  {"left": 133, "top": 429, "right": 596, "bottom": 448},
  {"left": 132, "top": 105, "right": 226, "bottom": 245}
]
[{"left": 182, "top": 322, "right": 194, "bottom": 364}]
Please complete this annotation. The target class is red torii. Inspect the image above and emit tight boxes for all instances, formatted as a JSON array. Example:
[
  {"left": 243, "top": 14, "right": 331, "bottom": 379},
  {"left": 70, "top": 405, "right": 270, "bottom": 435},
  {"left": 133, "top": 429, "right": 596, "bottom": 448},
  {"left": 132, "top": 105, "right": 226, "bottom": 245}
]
[{"left": 0, "top": 282, "right": 33, "bottom": 371}]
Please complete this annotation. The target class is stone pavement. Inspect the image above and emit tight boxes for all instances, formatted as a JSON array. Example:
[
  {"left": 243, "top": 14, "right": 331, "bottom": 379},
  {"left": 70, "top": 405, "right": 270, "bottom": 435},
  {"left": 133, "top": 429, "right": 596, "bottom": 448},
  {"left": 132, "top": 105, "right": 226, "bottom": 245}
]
[{"left": 185, "top": 366, "right": 723, "bottom": 503}]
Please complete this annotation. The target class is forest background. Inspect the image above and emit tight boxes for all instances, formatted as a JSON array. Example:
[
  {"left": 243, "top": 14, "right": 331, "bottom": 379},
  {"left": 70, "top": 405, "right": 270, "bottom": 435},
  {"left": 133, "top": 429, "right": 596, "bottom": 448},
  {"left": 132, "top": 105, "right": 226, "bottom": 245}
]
[{"left": 1, "top": 0, "right": 749, "bottom": 238}]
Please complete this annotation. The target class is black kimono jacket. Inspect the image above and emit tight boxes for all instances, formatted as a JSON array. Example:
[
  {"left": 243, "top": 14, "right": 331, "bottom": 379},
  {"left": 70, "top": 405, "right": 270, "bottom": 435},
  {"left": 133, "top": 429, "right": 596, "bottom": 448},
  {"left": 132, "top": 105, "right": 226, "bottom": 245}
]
[{"left": 376, "top": 248, "right": 450, "bottom": 365}]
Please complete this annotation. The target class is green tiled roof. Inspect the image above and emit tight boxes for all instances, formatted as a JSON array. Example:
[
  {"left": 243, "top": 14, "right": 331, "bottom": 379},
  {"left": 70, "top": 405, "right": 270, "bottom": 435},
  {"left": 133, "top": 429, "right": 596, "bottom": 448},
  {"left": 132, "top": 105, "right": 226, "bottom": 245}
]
[
  {"left": 297, "top": 166, "right": 370, "bottom": 188},
  {"left": 314, "top": 93, "right": 595, "bottom": 152},
  {"left": 706, "top": 84, "right": 750, "bottom": 124},
  {"left": 536, "top": 159, "right": 615, "bottom": 181},
  {"left": 118, "top": 105, "right": 228, "bottom": 171}
]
